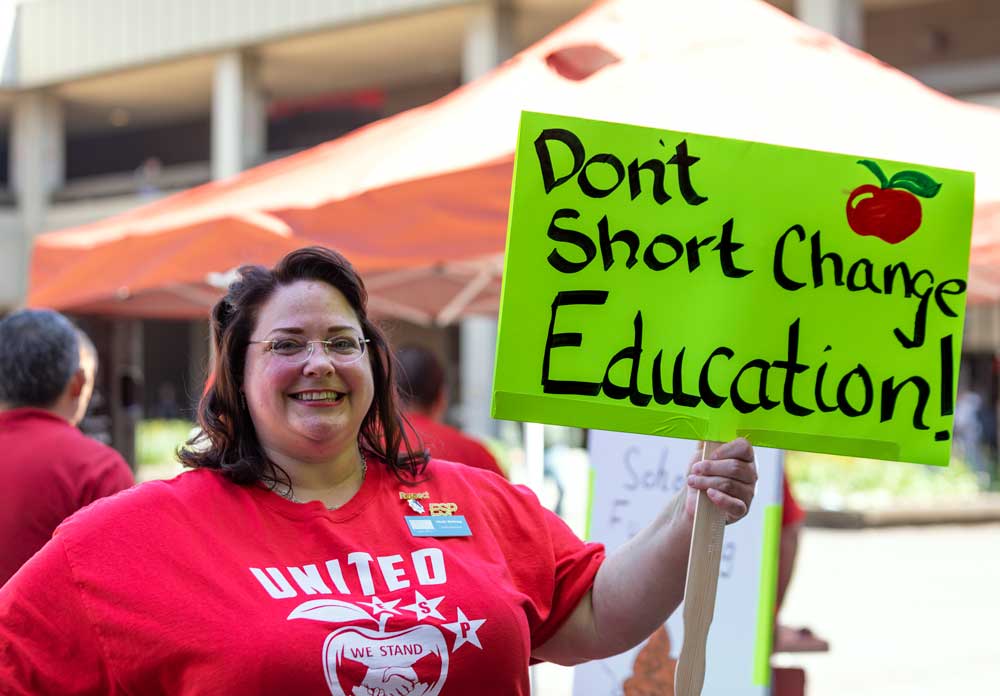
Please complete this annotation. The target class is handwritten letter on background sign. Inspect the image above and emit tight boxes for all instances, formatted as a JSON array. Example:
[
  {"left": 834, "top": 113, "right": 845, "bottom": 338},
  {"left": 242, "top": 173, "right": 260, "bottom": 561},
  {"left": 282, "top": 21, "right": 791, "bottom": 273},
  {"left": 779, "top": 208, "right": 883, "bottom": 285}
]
[{"left": 492, "top": 111, "right": 975, "bottom": 465}]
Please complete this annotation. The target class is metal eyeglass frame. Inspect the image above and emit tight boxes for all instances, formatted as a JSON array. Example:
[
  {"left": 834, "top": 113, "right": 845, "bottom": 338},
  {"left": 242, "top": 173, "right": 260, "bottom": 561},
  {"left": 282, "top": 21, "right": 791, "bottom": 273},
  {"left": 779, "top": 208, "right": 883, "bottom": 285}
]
[{"left": 247, "top": 336, "right": 371, "bottom": 365}]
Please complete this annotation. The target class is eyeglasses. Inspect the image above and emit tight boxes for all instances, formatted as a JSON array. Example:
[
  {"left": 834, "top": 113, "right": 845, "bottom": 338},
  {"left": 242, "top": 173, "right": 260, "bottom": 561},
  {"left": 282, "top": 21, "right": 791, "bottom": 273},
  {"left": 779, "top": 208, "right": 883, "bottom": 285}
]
[{"left": 248, "top": 334, "right": 370, "bottom": 365}]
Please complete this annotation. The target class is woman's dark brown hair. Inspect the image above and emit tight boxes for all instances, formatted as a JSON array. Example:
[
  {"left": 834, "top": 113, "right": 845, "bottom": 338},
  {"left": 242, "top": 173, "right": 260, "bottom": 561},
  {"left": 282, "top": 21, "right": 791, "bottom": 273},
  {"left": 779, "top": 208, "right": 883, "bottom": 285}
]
[{"left": 179, "top": 246, "right": 426, "bottom": 485}]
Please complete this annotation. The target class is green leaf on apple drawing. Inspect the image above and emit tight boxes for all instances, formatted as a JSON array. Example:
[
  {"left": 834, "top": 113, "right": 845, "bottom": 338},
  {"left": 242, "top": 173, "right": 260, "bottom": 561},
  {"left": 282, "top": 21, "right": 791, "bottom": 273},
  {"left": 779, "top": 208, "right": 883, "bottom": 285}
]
[
  {"left": 847, "top": 159, "right": 942, "bottom": 244},
  {"left": 288, "top": 599, "right": 377, "bottom": 624},
  {"left": 289, "top": 599, "right": 398, "bottom": 632}
]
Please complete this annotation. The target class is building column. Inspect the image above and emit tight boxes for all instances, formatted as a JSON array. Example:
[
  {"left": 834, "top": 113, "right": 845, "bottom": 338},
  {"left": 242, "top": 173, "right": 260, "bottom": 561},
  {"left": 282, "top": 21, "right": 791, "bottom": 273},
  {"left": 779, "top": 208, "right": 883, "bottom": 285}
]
[
  {"left": 458, "top": 2, "right": 514, "bottom": 438},
  {"left": 795, "top": 0, "right": 864, "bottom": 47},
  {"left": 461, "top": 1, "right": 514, "bottom": 83},
  {"left": 458, "top": 317, "right": 499, "bottom": 439},
  {"left": 188, "top": 319, "right": 211, "bottom": 412},
  {"left": 110, "top": 318, "right": 143, "bottom": 468},
  {"left": 8, "top": 90, "right": 63, "bottom": 304},
  {"left": 211, "top": 50, "right": 267, "bottom": 181}
]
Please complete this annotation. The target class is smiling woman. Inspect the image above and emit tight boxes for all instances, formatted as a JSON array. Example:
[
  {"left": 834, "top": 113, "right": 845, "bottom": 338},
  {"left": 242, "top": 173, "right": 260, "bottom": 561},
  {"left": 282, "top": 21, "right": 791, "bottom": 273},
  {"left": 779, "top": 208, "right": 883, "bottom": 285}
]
[
  {"left": 0, "top": 246, "right": 756, "bottom": 696},
  {"left": 178, "top": 248, "right": 419, "bottom": 498},
  {"left": 241, "top": 280, "right": 377, "bottom": 506}
]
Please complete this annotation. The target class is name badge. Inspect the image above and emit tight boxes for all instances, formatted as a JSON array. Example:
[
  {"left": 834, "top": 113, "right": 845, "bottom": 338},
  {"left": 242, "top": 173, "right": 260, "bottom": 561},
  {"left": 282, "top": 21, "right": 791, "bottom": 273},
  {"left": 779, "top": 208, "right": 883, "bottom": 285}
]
[{"left": 406, "top": 515, "right": 472, "bottom": 537}]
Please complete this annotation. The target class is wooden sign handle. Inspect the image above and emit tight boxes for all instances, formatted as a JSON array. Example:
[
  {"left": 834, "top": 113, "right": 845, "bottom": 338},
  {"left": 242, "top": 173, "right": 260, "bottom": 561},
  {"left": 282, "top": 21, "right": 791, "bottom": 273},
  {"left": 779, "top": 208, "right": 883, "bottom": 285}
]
[{"left": 675, "top": 441, "right": 727, "bottom": 696}]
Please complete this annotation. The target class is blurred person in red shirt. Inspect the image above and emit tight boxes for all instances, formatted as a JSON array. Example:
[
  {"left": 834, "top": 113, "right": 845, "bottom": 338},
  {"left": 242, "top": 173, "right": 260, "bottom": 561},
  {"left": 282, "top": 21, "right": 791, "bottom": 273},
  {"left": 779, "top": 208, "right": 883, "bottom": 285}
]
[
  {"left": 0, "top": 309, "right": 134, "bottom": 586},
  {"left": 396, "top": 344, "right": 506, "bottom": 478}
]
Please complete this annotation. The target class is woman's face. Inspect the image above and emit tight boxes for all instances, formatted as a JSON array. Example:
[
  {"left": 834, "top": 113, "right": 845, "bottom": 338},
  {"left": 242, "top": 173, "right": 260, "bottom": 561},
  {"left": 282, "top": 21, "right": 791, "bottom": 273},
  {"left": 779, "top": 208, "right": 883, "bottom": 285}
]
[{"left": 243, "top": 280, "right": 374, "bottom": 464}]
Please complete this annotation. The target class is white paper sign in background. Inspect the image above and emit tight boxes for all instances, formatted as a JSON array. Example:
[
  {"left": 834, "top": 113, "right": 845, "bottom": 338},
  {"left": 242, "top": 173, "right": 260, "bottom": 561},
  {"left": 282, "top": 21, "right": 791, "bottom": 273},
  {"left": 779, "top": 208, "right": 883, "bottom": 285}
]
[{"left": 573, "top": 431, "right": 783, "bottom": 696}]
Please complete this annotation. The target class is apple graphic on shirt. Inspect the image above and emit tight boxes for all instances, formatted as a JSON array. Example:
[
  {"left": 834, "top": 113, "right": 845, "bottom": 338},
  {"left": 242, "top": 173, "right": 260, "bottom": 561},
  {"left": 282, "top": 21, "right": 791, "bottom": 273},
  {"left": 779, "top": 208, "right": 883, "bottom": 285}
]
[
  {"left": 324, "top": 624, "right": 446, "bottom": 696},
  {"left": 846, "top": 159, "right": 942, "bottom": 244},
  {"left": 289, "top": 599, "right": 449, "bottom": 696}
]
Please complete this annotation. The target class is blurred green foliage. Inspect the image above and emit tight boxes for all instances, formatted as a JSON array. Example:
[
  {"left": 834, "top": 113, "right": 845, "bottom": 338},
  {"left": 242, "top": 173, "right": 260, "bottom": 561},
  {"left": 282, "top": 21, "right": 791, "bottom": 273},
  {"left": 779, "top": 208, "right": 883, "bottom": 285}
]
[
  {"left": 786, "top": 450, "right": 983, "bottom": 510},
  {"left": 136, "top": 419, "right": 194, "bottom": 481}
]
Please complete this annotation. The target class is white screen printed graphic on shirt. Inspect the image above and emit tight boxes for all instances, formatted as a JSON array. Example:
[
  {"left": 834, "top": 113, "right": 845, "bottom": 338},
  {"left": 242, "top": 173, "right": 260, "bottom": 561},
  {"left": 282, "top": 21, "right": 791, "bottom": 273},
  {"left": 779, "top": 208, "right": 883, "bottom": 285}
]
[{"left": 249, "top": 548, "right": 487, "bottom": 696}]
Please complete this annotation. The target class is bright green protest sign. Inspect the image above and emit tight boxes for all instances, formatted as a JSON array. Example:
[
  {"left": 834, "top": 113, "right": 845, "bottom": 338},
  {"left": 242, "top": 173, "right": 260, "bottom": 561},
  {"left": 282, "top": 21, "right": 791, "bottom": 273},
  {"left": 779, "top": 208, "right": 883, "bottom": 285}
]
[{"left": 492, "top": 111, "right": 975, "bottom": 466}]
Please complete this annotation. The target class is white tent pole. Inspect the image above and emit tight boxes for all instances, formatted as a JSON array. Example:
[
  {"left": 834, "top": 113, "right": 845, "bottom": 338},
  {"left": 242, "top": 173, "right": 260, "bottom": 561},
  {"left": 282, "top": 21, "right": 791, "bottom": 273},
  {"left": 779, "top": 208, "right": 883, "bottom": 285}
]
[
  {"left": 523, "top": 421, "right": 545, "bottom": 495},
  {"left": 523, "top": 421, "right": 545, "bottom": 693}
]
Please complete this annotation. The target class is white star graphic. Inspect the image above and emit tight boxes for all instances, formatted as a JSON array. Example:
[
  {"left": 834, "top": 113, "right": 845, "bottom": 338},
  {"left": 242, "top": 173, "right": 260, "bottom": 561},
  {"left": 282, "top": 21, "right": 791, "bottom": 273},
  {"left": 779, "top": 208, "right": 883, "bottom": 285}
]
[
  {"left": 401, "top": 591, "right": 446, "bottom": 621},
  {"left": 443, "top": 608, "right": 487, "bottom": 650},
  {"left": 358, "top": 596, "right": 401, "bottom": 616}
]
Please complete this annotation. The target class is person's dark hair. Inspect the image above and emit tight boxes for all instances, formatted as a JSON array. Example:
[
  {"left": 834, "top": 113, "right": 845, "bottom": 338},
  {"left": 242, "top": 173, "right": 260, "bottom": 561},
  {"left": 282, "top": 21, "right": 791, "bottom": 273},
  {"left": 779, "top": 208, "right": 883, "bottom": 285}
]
[
  {"left": 0, "top": 309, "right": 81, "bottom": 408},
  {"left": 179, "top": 246, "right": 426, "bottom": 484},
  {"left": 395, "top": 345, "right": 445, "bottom": 412}
]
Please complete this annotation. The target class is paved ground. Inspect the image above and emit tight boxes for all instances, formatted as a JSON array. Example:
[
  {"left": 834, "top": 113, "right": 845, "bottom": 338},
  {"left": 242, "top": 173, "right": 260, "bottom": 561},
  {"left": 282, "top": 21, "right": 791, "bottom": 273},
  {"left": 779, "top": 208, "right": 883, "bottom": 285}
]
[
  {"left": 775, "top": 523, "right": 1000, "bottom": 696},
  {"left": 535, "top": 522, "right": 1000, "bottom": 695}
]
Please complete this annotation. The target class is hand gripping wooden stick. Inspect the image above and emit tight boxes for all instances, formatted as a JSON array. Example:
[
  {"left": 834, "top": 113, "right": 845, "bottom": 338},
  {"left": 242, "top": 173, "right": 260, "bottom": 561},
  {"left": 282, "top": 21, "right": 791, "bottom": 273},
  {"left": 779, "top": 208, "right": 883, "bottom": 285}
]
[{"left": 675, "top": 441, "right": 727, "bottom": 696}]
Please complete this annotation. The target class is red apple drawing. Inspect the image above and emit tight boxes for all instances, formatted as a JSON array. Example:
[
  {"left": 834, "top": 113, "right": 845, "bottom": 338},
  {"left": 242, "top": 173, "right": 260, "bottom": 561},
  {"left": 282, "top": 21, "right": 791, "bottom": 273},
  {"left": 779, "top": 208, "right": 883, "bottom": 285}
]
[
  {"left": 846, "top": 159, "right": 942, "bottom": 244},
  {"left": 289, "top": 599, "right": 449, "bottom": 696}
]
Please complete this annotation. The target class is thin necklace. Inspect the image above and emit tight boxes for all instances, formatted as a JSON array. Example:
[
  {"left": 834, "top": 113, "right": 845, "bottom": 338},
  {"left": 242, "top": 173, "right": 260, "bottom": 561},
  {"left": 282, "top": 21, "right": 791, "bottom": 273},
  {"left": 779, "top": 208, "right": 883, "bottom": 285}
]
[{"left": 273, "top": 452, "right": 368, "bottom": 509}]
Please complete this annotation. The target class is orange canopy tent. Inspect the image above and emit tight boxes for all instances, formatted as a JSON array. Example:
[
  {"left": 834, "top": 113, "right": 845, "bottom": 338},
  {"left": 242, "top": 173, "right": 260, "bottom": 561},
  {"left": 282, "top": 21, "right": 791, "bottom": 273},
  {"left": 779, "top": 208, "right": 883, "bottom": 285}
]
[{"left": 29, "top": 0, "right": 1000, "bottom": 320}]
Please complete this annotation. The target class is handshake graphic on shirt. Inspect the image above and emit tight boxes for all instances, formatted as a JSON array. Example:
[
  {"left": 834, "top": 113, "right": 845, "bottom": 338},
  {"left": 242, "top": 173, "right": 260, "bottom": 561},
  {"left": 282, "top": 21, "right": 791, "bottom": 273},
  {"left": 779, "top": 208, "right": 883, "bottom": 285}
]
[{"left": 353, "top": 665, "right": 432, "bottom": 696}]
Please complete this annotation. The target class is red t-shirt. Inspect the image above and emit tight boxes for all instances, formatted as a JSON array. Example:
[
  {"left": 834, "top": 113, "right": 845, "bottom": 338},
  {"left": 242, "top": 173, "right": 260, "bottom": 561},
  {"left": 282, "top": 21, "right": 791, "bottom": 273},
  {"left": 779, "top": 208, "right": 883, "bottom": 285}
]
[
  {"left": 781, "top": 474, "right": 806, "bottom": 527},
  {"left": 0, "top": 458, "right": 604, "bottom": 695},
  {"left": 0, "top": 408, "right": 133, "bottom": 586},
  {"left": 403, "top": 412, "right": 506, "bottom": 478}
]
